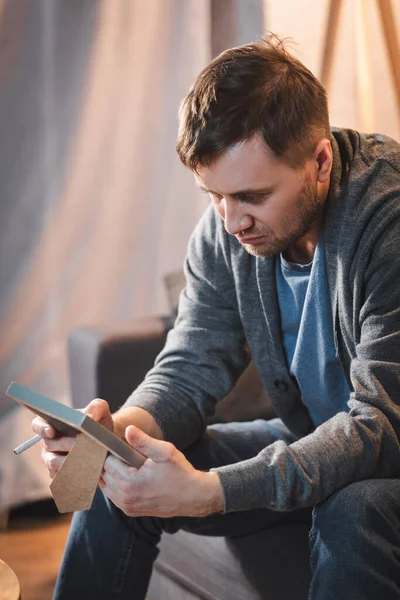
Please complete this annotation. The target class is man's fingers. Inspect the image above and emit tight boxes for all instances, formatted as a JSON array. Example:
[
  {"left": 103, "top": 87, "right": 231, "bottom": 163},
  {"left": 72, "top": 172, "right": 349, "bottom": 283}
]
[
  {"left": 103, "top": 455, "right": 137, "bottom": 478},
  {"left": 82, "top": 398, "right": 108, "bottom": 420},
  {"left": 42, "top": 436, "right": 75, "bottom": 453},
  {"left": 32, "top": 416, "right": 56, "bottom": 438},
  {"left": 82, "top": 398, "right": 113, "bottom": 431},
  {"left": 33, "top": 399, "right": 110, "bottom": 441},
  {"left": 41, "top": 448, "right": 67, "bottom": 478},
  {"left": 125, "top": 425, "right": 174, "bottom": 462}
]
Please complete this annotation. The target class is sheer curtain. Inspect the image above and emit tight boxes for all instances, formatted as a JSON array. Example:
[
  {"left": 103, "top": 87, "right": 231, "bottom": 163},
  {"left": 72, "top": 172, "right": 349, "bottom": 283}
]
[
  {"left": 0, "top": 0, "right": 264, "bottom": 511},
  {"left": 0, "top": 0, "right": 212, "bottom": 511}
]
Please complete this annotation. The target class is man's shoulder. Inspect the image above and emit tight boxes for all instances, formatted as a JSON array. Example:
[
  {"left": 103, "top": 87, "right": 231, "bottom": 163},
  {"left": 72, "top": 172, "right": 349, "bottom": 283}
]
[
  {"left": 359, "top": 132, "right": 400, "bottom": 173},
  {"left": 325, "top": 128, "right": 400, "bottom": 251},
  {"left": 332, "top": 127, "right": 400, "bottom": 174},
  {"left": 330, "top": 128, "right": 400, "bottom": 212}
]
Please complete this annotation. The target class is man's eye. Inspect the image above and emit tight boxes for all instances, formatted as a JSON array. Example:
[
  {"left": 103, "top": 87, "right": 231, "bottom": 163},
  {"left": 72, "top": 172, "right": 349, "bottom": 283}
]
[{"left": 236, "top": 194, "right": 260, "bottom": 203}]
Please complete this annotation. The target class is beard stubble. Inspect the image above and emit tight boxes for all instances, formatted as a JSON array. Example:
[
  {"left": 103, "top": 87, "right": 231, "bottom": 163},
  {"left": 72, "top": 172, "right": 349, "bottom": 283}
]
[{"left": 242, "top": 174, "right": 322, "bottom": 258}]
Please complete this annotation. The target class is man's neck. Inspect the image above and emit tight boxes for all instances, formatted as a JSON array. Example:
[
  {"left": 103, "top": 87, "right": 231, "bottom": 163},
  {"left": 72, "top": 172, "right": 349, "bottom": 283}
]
[
  {"left": 283, "top": 179, "right": 330, "bottom": 264},
  {"left": 283, "top": 224, "right": 320, "bottom": 264}
]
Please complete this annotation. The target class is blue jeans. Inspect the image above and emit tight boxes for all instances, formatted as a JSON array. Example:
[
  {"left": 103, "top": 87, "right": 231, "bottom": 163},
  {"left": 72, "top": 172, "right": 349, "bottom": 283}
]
[{"left": 53, "top": 419, "right": 400, "bottom": 599}]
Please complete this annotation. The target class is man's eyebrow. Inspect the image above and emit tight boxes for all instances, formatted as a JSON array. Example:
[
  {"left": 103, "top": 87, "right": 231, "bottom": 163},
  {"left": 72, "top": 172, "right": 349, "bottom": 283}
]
[
  {"left": 232, "top": 186, "right": 277, "bottom": 197},
  {"left": 196, "top": 185, "right": 276, "bottom": 196},
  {"left": 197, "top": 185, "right": 211, "bottom": 193}
]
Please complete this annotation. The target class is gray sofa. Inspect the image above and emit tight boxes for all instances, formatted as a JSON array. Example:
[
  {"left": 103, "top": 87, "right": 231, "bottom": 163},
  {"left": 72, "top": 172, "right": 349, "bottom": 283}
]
[{"left": 68, "top": 293, "right": 312, "bottom": 599}]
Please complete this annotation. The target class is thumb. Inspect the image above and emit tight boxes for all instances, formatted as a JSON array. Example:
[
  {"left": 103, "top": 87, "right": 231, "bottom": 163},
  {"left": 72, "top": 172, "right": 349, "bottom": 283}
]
[
  {"left": 82, "top": 398, "right": 110, "bottom": 422},
  {"left": 125, "top": 425, "right": 172, "bottom": 462}
]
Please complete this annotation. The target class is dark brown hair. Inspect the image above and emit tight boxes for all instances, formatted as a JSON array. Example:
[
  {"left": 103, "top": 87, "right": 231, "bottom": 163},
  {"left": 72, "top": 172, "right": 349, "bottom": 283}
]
[{"left": 176, "top": 34, "right": 330, "bottom": 170}]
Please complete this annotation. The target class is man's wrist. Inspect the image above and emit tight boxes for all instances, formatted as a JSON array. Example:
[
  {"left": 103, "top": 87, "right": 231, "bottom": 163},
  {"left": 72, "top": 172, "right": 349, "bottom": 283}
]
[
  {"left": 197, "top": 471, "right": 225, "bottom": 516},
  {"left": 112, "top": 406, "right": 163, "bottom": 441}
]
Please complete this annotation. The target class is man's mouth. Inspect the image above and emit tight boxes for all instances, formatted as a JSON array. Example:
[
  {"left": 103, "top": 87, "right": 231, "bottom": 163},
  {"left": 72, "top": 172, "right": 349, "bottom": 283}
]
[{"left": 237, "top": 235, "right": 266, "bottom": 245}]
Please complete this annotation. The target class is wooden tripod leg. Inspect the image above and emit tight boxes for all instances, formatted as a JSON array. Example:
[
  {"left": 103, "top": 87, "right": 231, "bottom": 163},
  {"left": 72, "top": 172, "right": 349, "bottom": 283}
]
[
  {"left": 50, "top": 433, "right": 108, "bottom": 513},
  {"left": 376, "top": 0, "right": 400, "bottom": 117},
  {"left": 320, "top": 0, "right": 344, "bottom": 94},
  {"left": 355, "top": 0, "right": 375, "bottom": 131}
]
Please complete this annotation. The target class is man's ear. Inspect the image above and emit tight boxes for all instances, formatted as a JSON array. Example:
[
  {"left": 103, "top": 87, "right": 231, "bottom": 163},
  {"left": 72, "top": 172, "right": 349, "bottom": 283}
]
[{"left": 314, "top": 138, "right": 332, "bottom": 184}]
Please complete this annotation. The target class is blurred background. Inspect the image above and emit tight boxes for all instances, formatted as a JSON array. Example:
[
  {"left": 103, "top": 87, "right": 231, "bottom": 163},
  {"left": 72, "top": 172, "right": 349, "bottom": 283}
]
[{"left": 0, "top": 0, "right": 399, "bottom": 514}]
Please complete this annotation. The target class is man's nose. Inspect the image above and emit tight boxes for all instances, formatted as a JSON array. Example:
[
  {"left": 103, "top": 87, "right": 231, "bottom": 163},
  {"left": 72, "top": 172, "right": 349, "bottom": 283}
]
[{"left": 221, "top": 198, "right": 250, "bottom": 236}]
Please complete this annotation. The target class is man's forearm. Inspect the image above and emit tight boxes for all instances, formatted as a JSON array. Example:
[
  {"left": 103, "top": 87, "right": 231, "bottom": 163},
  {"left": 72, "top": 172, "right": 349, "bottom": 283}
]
[{"left": 112, "top": 406, "right": 164, "bottom": 441}]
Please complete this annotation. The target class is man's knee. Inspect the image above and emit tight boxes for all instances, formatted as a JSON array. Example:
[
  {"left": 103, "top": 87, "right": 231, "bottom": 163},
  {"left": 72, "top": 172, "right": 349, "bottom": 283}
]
[{"left": 313, "top": 478, "right": 400, "bottom": 537}]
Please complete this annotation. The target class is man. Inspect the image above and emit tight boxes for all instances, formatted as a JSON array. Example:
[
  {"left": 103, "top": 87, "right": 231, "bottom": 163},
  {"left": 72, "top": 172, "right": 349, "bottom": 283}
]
[{"left": 34, "top": 36, "right": 400, "bottom": 599}]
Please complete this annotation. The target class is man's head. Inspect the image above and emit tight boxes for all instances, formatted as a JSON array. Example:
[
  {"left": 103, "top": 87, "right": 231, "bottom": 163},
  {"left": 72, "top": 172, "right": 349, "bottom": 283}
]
[{"left": 176, "top": 35, "right": 333, "bottom": 258}]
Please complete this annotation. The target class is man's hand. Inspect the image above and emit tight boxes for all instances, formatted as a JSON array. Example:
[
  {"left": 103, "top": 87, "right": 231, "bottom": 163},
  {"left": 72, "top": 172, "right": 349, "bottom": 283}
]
[
  {"left": 99, "top": 425, "right": 224, "bottom": 518},
  {"left": 32, "top": 399, "right": 113, "bottom": 479}
]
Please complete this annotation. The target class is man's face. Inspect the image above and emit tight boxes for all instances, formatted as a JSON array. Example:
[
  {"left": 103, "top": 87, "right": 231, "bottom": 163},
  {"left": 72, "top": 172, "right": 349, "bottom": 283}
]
[{"left": 195, "top": 134, "right": 324, "bottom": 258}]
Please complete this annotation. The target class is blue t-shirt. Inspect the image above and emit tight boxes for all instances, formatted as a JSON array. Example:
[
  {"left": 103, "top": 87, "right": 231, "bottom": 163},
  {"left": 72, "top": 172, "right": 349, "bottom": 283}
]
[{"left": 275, "top": 236, "right": 350, "bottom": 427}]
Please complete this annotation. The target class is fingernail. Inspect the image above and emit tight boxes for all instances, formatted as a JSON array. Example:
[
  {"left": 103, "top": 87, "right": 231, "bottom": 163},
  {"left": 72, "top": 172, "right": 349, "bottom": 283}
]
[{"left": 44, "top": 426, "right": 52, "bottom": 436}]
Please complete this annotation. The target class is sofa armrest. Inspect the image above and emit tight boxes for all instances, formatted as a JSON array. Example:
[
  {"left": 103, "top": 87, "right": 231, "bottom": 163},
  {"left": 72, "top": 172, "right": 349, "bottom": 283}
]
[{"left": 68, "top": 316, "right": 172, "bottom": 412}]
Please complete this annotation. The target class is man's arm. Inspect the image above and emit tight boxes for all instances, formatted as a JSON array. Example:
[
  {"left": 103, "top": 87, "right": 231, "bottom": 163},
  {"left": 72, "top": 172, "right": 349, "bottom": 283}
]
[
  {"left": 120, "top": 204, "right": 250, "bottom": 450},
  {"left": 212, "top": 215, "right": 400, "bottom": 512}
]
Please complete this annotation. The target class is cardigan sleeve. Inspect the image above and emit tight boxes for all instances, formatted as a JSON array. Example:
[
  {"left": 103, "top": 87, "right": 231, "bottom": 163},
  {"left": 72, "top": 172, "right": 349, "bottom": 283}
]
[{"left": 123, "top": 205, "right": 250, "bottom": 450}]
